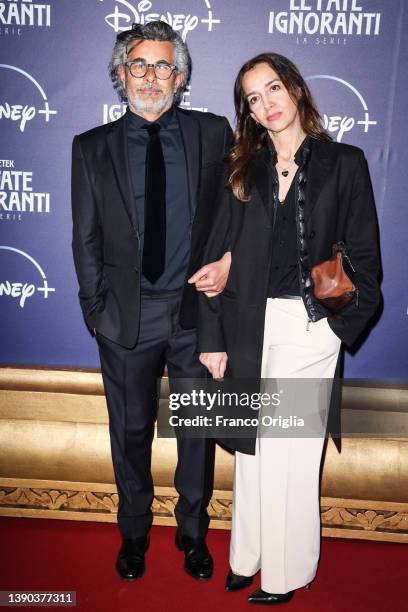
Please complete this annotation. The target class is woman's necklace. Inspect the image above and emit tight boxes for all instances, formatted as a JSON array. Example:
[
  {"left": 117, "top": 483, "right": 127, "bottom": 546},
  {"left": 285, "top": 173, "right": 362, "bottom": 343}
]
[
  {"left": 276, "top": 159, "right": 295, "bottom": 177},
  {"left": 275, "top": 134, "right": 305, "bottom": 176}
]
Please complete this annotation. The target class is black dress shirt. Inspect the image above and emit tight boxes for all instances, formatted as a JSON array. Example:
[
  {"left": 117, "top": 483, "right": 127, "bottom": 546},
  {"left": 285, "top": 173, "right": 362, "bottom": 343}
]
[
  {"left": 126, "top": 106, "right": 190, "bottom": 291},
  {"left": 268, "top": 176, "right": 300, "bottom": 297},
  {"left": 267, "top": 136, "right": 311, "bottom": 297}
]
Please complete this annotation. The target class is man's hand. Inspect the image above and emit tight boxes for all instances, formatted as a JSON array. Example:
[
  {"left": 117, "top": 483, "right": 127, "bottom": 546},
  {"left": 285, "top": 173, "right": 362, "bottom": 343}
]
[
  {"left": 199, "top": 352, "right": 228, "bottom": 379},
  {"left": 188, "top": 251, "right": 231, "bottom": 297}
]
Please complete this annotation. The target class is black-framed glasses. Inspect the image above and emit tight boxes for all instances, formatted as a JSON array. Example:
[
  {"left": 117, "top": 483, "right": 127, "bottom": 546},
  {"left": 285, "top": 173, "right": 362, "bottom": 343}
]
[{"left": 124, "top": 59, "right": 177, "bottom": 80}]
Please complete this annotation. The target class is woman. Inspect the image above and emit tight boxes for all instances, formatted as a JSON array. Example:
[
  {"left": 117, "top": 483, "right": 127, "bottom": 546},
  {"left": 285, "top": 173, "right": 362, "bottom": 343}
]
[{"left": 198, "top": 53, "right": 380, "bottom": 605}]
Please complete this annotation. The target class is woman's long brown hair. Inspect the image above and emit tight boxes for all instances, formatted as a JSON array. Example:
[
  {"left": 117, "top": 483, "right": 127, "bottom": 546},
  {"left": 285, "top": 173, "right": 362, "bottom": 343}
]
[{"left": 229, "top": 53, "right": 331, "bottom": 201}]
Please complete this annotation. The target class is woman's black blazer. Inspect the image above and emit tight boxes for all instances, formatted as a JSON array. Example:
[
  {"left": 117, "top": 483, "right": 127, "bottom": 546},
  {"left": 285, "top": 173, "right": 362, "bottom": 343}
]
[{"left": 198, "top": 138, "right": 381, "bottom": 453}]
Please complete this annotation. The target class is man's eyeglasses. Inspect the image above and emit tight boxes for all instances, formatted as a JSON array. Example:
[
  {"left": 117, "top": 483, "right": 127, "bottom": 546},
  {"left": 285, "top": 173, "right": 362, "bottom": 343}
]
[{"left": 124, "top": 59, "right": 177, "bottom": 80}]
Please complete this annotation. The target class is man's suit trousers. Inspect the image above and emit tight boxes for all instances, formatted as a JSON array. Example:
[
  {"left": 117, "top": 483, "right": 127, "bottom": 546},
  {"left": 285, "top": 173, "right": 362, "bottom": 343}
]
[{"left": 97, "top": 290, "right": 215, "bottom": 539}]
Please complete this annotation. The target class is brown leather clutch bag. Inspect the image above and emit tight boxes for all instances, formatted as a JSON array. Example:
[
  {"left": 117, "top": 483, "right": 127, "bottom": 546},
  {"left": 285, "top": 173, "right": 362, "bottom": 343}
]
[{"left": 311, "top": 243, "right": 358, "bottom": 312}]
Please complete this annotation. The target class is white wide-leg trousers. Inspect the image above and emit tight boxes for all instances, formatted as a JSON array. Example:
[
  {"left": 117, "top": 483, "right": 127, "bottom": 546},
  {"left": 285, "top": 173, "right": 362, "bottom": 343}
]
[{"left": 230, "top": 298, "right": 341, "bottom": 594}]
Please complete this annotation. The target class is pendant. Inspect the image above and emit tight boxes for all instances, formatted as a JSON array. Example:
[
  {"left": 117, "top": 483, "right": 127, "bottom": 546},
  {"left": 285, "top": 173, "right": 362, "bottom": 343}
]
[{"left": 281, "top": 170, "right": 289, "bottom": 177}]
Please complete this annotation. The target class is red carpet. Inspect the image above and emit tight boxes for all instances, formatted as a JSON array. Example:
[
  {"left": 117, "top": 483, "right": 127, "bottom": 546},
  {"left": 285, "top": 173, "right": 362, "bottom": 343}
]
[{"left": 0, "top": 517, "right": 404, "bottom": 611}]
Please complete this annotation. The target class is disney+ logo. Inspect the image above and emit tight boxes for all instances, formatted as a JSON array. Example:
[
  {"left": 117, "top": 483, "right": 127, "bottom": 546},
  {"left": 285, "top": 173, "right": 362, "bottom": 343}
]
[{"left": 99, "top": 0, "right": 221, "bottom": 40}]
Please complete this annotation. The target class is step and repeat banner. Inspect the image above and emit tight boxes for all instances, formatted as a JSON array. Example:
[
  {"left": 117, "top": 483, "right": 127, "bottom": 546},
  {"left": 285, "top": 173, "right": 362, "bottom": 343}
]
[{"left": 0, "top": 0, "right": 407, "bottom": 378}]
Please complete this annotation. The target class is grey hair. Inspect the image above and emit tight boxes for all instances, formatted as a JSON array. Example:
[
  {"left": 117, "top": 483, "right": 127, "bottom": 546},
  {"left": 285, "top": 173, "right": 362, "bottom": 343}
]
[{"left": 108, "top": 21, "right": 192, "bottom": 103}]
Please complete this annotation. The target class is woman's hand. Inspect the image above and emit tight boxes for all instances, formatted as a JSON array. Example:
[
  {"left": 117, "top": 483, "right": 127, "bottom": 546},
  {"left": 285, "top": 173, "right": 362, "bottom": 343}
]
[
  {"left": 199, "top": 352, "right": 228, "bottom": 379},
  {"left": 188, "top": 251, "right": 231, "bottom": 297}
]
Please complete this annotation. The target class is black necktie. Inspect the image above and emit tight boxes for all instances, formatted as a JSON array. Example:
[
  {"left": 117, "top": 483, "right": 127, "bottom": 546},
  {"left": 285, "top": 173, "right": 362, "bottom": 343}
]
[{"left": 143, "top": 123, "right": 166, "bottom": 284}]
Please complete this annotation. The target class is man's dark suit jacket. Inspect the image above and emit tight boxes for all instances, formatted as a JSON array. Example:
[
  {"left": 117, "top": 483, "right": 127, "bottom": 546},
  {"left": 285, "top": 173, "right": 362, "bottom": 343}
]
[{"left": 72, "top": 108, "right": 232, "bottom": 348}]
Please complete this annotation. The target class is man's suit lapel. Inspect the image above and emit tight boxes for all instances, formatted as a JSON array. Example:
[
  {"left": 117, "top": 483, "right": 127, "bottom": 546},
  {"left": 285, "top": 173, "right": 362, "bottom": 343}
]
[
  {"left": 106, "top": 114, "right": 138, "bottom": 233},
  {"left": 177, "top": 108, "right": 201, "bottom": 218}
]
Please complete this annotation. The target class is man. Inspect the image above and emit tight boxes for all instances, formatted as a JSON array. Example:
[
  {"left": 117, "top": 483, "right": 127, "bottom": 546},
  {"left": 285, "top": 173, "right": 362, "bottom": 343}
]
[{"left": 71, "top": 21, "right": 232, "bottom": 581}]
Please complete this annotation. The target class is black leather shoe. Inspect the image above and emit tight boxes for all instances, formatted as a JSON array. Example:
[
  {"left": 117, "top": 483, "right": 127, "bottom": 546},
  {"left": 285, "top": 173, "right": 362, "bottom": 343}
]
[
  {"left": 115, "top": 535, "right": 149, "bottom": 581},
  {"left": 248, "top": 588, "right": 294, "bottom": 605},
  {"left": 175, "top": 529, "right": 213, "bottom": 580},
  {"left": 225, "top": 569, "right": 254, "bottom": 592}
]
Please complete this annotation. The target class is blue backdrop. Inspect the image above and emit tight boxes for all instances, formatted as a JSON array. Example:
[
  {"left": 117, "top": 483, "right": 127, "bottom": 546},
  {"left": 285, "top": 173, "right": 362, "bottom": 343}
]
[{"left": 0, "top": 0, "right": 407, "bottom": 378}]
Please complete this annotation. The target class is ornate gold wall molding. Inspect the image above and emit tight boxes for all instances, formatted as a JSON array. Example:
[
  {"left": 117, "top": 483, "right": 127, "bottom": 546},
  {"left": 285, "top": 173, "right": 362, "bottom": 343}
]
[
  {"left": 321, "top": 497, "right": 408, "bottom": 542},
  {"left": 0, "top": 479, "right": 407, "bottom": 542},
  {"left": 0, "top": 479, "right": 233, "bottom": 528}
]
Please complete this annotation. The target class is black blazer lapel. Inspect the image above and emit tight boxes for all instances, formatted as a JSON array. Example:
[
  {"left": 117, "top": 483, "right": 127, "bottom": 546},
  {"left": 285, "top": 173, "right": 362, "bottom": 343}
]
[
  {"left": 250, "top": 146, "right": 273, "bottom": 219},
  {"left": 106, "top": 114, "right": 138, "bottom": 233},
  {"left": 177, "top": 108, "right": 201, "bottom": 218},
  {"left": 305, "top": 139, "right": 336, "bottom": 222},
  {"left": 249, "top": 140, "right": 336, "bottom": 222}
]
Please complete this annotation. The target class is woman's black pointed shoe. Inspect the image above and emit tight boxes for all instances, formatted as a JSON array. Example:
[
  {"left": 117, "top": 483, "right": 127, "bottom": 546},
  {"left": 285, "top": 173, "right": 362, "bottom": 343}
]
[
  {"left": 225, "top": 570, "right": 254, "bottom": 592},
  {"left": 248, "top": 588, "right": 294, "bottom": 605}
]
